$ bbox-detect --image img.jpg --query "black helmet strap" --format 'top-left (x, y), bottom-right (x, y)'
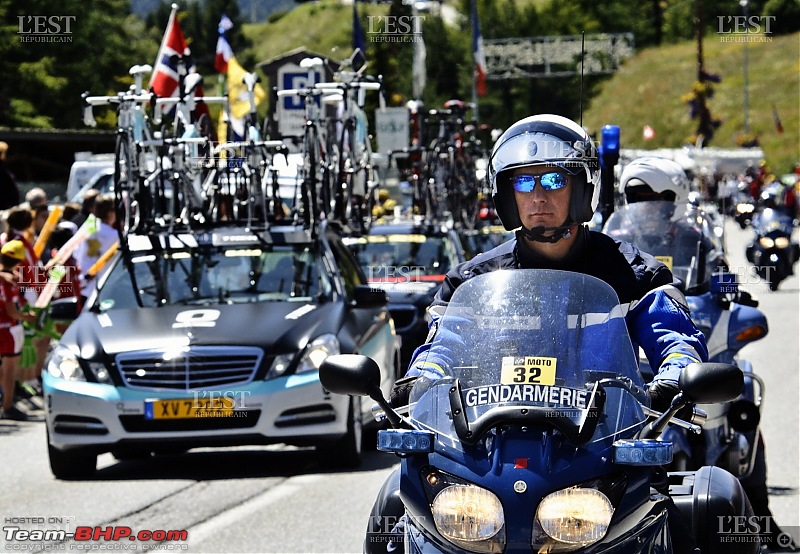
top-left (520, 217), bottom-right (575, 243)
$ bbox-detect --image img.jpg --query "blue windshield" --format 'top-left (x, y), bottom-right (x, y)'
top-left (409, 270), bottom-right (648, 445)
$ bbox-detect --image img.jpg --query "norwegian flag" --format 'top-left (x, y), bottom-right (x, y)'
top-left (149, 5), bottom-right (192, 98)
top-left (472, 0), bottom-right (487, 96)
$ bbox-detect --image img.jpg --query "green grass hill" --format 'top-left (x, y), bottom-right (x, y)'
top-left (242, 4), bottom-right (797, 173)
top-left (583, 32), bottom-right (799, 174)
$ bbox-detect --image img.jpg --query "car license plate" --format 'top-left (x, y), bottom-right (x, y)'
top-left (144, 397), bottom-right (235, 420)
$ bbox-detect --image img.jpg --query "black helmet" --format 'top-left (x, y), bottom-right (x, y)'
top-left (488, 114), bottom-right (600, 232)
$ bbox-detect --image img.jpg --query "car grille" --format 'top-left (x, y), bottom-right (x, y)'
top-left (116, 346), bottom-right (264, 391)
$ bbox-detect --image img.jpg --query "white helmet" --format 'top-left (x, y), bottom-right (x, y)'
top-left (618, 157), bottom-right (691, 203)
top-left (489, 114), bottom-right (601, 232)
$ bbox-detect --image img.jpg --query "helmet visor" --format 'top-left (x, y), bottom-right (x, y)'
top-left (491, 132), bottom-right (597, 178)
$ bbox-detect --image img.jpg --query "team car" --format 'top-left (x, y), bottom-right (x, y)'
top-left (342, 218), bottom-right (467, 369)
top-left (44, 221), bottom-right (401, 479)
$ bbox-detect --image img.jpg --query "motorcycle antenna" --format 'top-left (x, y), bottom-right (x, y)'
top-left (580, 31), bottom-right (585, 127)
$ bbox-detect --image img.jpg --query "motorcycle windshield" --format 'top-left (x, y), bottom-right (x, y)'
top-left (603, 201), bottom-right (719, 290)
top-left (408, 270), bottom-right (648, 446)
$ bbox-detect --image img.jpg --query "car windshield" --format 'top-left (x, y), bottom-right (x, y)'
top-left (408, 270), bottom-right (648, 447)
top-left (603, 201), bottom-right (721, 290)
top-left (95, 243), bottom-right (331, 310)
top-left (343, 233), bottom-right (459, 281)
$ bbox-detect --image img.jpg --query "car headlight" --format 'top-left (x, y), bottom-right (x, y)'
top-left (759, 237), bottom-right (775, 249)
top-left (265, 335), bottom-right (341, 380)
top-left (86, 361), bottom-right (113, 384)
top-left (431, 484), bottom-right (505, 553)
top-left (47, 345), bottom-right (85, 381)
top-left (535, 487), bottom-right (614, 550)
top-left (774, 237), bottom-right (790, 249)
top-left (297, 334), bottom-right (340, 373)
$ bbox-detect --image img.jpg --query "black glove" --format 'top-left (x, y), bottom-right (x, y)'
top-left (648, 381), bottom-right (695, 422)
top-left (389, 375), bottom-right (419, 408)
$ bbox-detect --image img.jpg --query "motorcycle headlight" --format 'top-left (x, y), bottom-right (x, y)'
top-left (759, 237), bottom-right (775, 249)
top-left (47, 345), bottom-right (85, 382)
top-left (535, 487), bottom-right (614, 551)
top-left (431, 484), bottom-right (505, 553)
top-left (774, 237), bottom-right (790, 249)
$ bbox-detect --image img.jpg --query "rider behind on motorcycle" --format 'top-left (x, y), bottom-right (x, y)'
top-left (615, 155), bottom-right (729, 285)
top-left (376, 114), bottom-right (708, 554)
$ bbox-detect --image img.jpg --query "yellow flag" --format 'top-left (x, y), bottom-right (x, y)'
top-left (227, 56), bottom-right (266, 120)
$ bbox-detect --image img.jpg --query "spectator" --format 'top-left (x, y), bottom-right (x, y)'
top-left (71, 189), bottom-right (99, 228)
top-left (74, 194), bottom-right (117, 287)
top-left (0, 240), bottom-right (37, 421)
top-left (61, 202), bottom-right (81, 223)
top-left (46, 222), bottom-right (83, 334)
top-left (0, 141), bottom-right (20, 211)
top-left (24, 187), bottom-right (48, 210)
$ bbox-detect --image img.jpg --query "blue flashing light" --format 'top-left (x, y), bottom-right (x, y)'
top-left (613, 439), bottom-right (673, 466)
top-left (601, 125), bottom-right (620, 156)
top-left (377, 429), bottom-right (435, 454)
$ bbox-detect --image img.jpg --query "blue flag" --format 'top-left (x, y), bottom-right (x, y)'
top-left (352, 1), bottom-right (366, 57)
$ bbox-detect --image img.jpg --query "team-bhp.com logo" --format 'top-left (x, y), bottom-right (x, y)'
top-left (17, 15), bottom-right (76, 43)
top-left (3, 522), bottom-right (188, 550)
top-left (717, 15), bottom-right (775, 42)
top-left (367, 15), bottom-right (425, 43)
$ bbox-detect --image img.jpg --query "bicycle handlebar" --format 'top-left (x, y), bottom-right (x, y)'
top-left (314, 81), bottom-right (381, 91)
top-left (214, 140), bottom-right (286, 153)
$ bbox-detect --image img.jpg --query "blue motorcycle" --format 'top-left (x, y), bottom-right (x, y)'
top-left (603, 201), bottom-right (766, 479)
top-left (321, 270), bottom-right (755, 553)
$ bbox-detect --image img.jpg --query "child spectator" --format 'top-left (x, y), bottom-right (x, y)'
top-left (0, 240), bottom-right (37, 420)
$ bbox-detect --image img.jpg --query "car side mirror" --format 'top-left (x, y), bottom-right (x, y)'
top-left (679, 362), bottom-right (743, 404)
top-left (352, 285), bottom-right (387, 308)
top-left (49, 296), bottom-right (81, 321)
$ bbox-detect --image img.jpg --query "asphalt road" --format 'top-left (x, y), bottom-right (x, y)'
top-left (0, 216), bottom-right (797, 553)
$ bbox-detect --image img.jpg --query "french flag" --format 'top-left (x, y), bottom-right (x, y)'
top-left (214, 15), bottom-right (234, 74)
top-left (472, 0), bottom-right (487, 96)
top-left (149, 4), bottom-right (192, 98)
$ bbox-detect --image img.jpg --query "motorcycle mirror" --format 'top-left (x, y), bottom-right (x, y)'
top-left (320, 354), bottom-right (404, 428)
top-left (320, 354), bottom-right (380, 397)
top-left (679, 362), bottom-right (743, 404)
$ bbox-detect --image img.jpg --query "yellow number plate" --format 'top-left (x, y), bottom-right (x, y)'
top-left (145, 397), bottom-right (235, 420)
top-left (500, 356), bottom-right (557, 386)
top-left (654, 255), bottom-right (673, 271)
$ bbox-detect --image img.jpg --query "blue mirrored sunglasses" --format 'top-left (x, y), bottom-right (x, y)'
top-left (511, 172), bottom-right (569, 192)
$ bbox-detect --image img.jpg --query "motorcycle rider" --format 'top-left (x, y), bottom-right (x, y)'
top-left (614, 157), bottom-right (797, 551)
top-left (615, 155), bottom-right (728, 283)
top-left (370, 115), bottom-right (708, 554)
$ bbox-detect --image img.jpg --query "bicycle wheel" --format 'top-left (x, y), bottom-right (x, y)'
top-left (114, 134), bottom-right (137, 237)
top-left (335, 120), bottom-right (357, 225)
top-left (301, 129), bottom-right (320, 229)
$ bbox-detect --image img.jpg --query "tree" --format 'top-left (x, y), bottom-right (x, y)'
top-left (0, 0), bottom-right (159, 129)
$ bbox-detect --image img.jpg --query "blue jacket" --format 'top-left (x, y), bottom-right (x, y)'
top-left (407, 227), bottom-right (708, 384)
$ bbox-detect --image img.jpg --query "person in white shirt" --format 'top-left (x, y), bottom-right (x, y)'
top-left (74, 194), bottom-right (118, 288)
